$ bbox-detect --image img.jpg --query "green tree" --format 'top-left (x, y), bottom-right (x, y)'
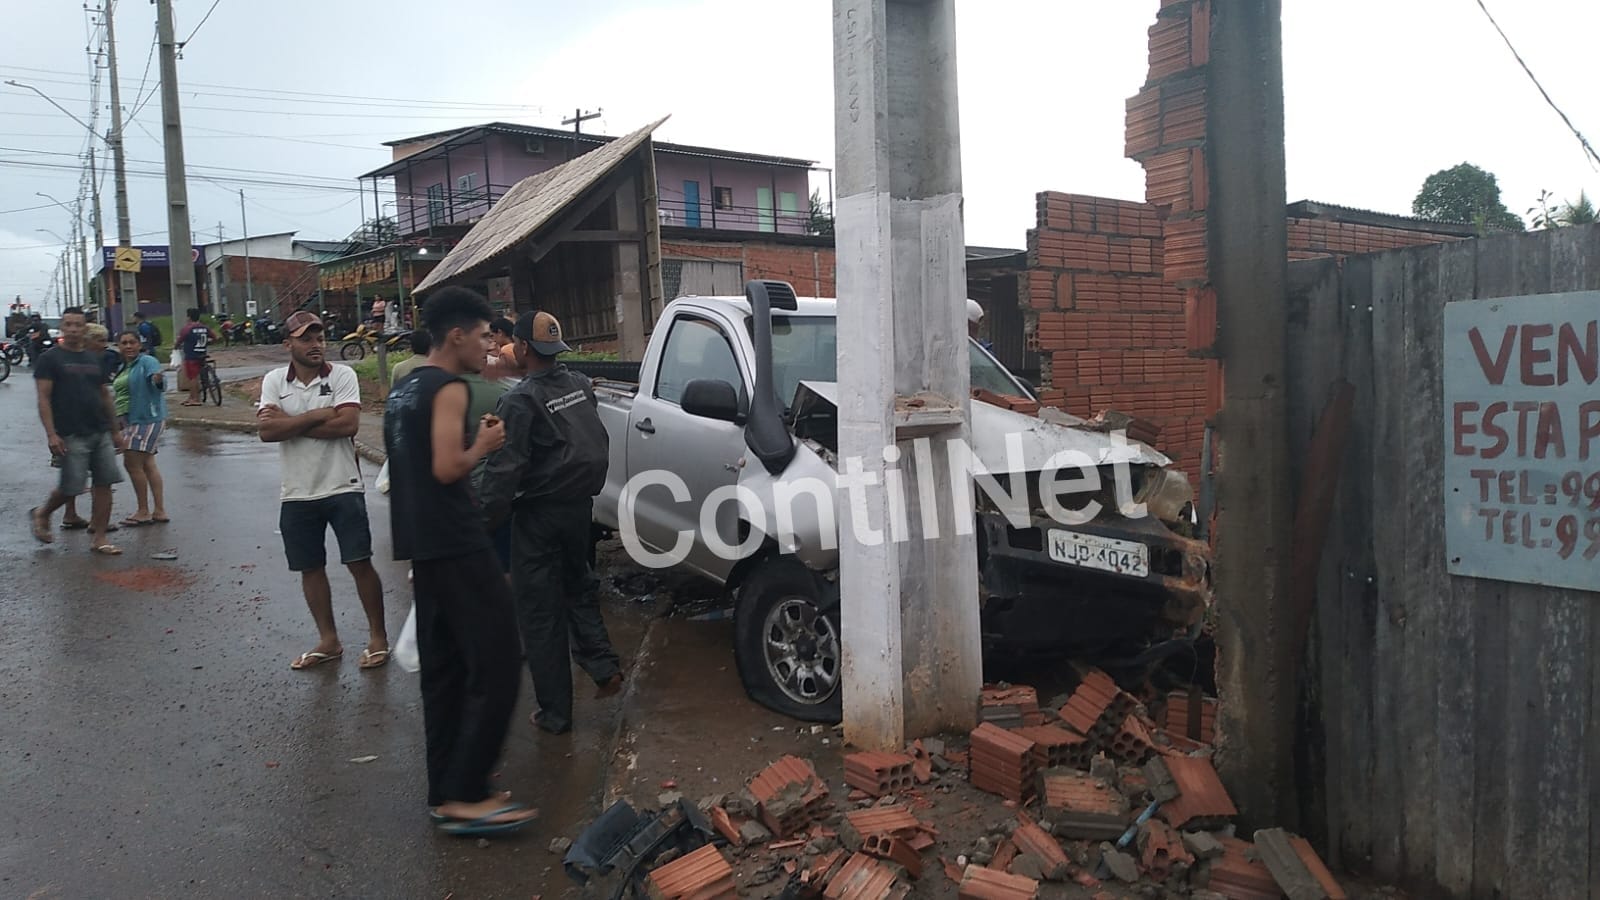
top-left (1558, 191), bottom-right (1598, 226)
top-left (1526, 189), bottom-right (1597, 229)
top-left (807, 188), bottom-right (834, 237)
top-left (1413, 163), bottom-right (1525, 234)
top-left (346, 216), bottom-right (398, 246)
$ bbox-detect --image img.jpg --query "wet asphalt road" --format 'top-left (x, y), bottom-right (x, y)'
top-left (0, 371), bottom-right (651, 898)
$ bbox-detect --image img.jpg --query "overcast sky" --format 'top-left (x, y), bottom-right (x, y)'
top-left (3, 0), bottom-right (1597, 306)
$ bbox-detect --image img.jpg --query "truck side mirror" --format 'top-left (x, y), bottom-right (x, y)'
top-left (681, 378), bottom-right (744, 423)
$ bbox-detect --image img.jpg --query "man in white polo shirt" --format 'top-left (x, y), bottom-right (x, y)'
top-left (257, 310), bottom-right (388, 671)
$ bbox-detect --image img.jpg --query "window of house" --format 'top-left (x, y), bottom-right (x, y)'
top-left (426, 183), bottom-right (445, 227)
top-left (713, 186), bottom-right (734, 210)
top-left (456, 172), bottom-right (480, 202)
top-left (655, 316), bottom-right (743, 405)
top-left (779, 191), bottom-right (799, 225)
top-left (756, 187), bottom-right (775, 232)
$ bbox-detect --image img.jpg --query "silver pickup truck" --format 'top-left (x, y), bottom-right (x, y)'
top-left (590, 281), bottom-right (1210, 721)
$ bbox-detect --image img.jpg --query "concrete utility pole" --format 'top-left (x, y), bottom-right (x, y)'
top-left (239, 190), bottom-right (254, 313)
top-left (1206, 0), bottom-right (1293, 828)
top-left (87, 146), bottom-right (106, 314)
top-left (154, 0), bottom-right (198, 314)
top-left (831, 0), bottom-right (982, 749)
top-left (104, 0), bottom-right (139, 317)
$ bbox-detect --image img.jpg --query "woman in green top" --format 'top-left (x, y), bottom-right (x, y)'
top-left (115, 330), bottom-right (170, 526)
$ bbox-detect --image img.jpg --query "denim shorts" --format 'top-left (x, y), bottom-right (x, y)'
top-left (58, 431), bottom-right (123, 495)
top-left (279, 492), bottom-right (373, 572)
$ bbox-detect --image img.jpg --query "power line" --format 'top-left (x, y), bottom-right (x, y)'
top-left (126, 24), bottom-right (159, 123)
top-left (179, 0), bottom-right (223, 49)
top-left (0, 64), bottom-right (544, 111)
top-left (1472, 0), bottom-right (1600, 169)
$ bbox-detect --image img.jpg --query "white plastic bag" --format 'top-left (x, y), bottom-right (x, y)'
top-left (375, 460), bottom-right (391, 495)
top-left (394, 602), bottom-right (420, 673)
top-left (168, 348), bottom-right (181, 370)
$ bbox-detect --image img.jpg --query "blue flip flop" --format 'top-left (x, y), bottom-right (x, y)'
top-left (435, 803), bottom-right (536, 836)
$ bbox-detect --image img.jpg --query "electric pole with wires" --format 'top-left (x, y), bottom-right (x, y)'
top-left (154, 0), bottom-right (199, 315)
top-left (103, 0), bottom-right (140, 318)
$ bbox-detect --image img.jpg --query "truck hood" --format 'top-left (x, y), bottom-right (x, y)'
top-left (793, 381), bottom-right (1171, 470)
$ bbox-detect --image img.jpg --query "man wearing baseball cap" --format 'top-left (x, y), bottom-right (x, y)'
top-left (257, 310), bottom-right (388, 671)
top-left (479, 310), bottom-right (622, 734)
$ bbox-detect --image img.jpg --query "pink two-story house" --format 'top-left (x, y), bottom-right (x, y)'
top-left (359, 122), bottom-right (819, 240)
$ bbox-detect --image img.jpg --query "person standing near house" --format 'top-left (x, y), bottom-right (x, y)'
top-left (256, 311), bottom-right (389, 671)
top-left (133, 311), bottom-right (160, 355)
top-left (114, 329), bottom-right (169, 526)
top-left (369, 296), bottom-right (387, 330)
top-left (175, 308), bottom-right (213, 407)
top-left (479, 311), bottom-right (622, 736)
top-left (384, 286), bottom-right (535, 835)
top-left (29, 306), bottom-right (127, 554)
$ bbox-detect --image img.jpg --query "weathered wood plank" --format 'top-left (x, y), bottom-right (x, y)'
top-left (1332, 252), bottom-right (1378, 869)
top-left (1285, 257), bottom-right (1344, 851)
top-left (1398, 243), bottom-right (1444, 884)
top-left (1430, 238), bottom-right (1479, 895)
top-left (1529, 226), bottom-right (1594, 900)
top-left (1366, 248), bottom-right (1409, 879)
top-left (1500, 231), bottom-right (1553, 893)
top-left (1467, 231), bottom-right (1519, 899)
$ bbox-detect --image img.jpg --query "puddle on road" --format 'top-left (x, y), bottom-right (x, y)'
top-left (93, 565), bottom-right (196, 594)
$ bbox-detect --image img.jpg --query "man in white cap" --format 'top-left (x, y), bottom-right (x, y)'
top-left (257, 310), bottom-right (388, 671)
top-left (967, 298), bottom-right (993, 351)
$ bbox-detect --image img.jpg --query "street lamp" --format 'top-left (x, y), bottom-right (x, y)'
top-left (37, 193), bottom-right (92, 314)
top-left (37, 229), bottom-right (79, 308)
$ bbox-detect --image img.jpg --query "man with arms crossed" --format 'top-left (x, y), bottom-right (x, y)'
top-left (29, 306), bottom-right (126, 554)
top-left (385, 287), bottom-right (534, 835)
top-left (257, 311), bottom-right (387, 670)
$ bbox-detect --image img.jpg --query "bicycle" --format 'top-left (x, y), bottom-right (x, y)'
top-left (200, 357), bottom-right (223, 406)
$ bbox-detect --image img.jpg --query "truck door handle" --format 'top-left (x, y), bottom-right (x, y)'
top-left (634, 418), bottom-right (656, 434)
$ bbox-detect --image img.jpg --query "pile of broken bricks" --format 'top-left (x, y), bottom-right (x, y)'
top-left (590, 670), bottom-right (1351, 899)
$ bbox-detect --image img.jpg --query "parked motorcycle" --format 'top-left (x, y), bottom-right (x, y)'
top-left (224, 317), bottom-right (253, 346)
top-left (255, 316), bottom-right (283, 345)
top-left (1, 337), bottom-right (21, 366)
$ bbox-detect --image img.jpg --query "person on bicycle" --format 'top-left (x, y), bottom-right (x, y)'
top-left (176, 308), bottom-right (213, 407)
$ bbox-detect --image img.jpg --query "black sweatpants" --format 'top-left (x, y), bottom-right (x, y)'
top-left (510, 498), bottom-right (620, 727)
top-left (412, 548), bottom-right (523, 808)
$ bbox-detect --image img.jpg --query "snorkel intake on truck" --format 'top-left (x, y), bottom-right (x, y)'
top-left (743, 280), bottom-right (799, 475)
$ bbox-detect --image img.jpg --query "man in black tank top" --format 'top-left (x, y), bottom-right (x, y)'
top-left (383, 287), bottom-right (535, 836)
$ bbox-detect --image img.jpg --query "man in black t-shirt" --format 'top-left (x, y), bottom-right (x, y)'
top-left (29, 307), bottom-right (126, 553)
top-left (384, 286), bottom-right (535, 837)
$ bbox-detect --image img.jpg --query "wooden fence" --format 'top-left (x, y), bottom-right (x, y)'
top-left (1286, 226), bottom-right (1599, 898)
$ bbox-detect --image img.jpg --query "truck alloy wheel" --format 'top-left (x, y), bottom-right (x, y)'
top-left (734, 558), bottom-right (843, 723)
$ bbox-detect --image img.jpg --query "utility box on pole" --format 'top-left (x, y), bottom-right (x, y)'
top-left (831, 0), bottom-right (982, 749)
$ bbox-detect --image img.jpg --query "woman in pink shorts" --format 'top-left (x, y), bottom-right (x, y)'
top-left (113, 330), bottom-right (170, 526)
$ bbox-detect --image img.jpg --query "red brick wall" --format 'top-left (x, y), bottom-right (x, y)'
top-left (1026, 192), bottom-right (1209, 473)
top-left (221, 256), bottom-right (318, 316)
top-left (661, 239), bottom-right (836, 297)
top-left (1286, 218), bottom-right (1465, 261)
top-left (1024, 188), bottom-right (1465, 475)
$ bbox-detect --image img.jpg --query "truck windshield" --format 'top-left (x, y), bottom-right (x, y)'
top-left (767, 315), bottom-right (1029, 408)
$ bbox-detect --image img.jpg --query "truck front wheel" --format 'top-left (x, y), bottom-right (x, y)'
top-left (734, 558), bottom-right (842, 723)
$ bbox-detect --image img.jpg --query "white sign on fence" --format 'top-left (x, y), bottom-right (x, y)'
top-left (1443, 292), bottom-right (1600, 591)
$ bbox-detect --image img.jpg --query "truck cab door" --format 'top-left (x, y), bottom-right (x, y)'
top-left (625, 313), bottom-right (749, 580)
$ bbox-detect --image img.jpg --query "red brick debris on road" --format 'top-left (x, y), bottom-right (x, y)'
top-left (591, 668), bottom-right (1357, 899)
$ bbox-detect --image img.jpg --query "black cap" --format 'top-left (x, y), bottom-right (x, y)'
top-left (511, 311), bottom-right (571, 355)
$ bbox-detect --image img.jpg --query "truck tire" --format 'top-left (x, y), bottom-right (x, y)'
top-left (734, 557), bottom-right (842, 723)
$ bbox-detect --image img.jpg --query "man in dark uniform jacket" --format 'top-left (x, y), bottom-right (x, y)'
top-left (479, 311), bottom-right (622, 735)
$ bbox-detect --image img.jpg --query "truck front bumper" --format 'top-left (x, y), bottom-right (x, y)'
top-left (976, 510), bottom-right (1211, 652)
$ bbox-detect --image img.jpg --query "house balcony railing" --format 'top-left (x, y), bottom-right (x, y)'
top-left (656, 197), bottom-right (821, 236)
top-left (394, 183), bottom-right (517, 238)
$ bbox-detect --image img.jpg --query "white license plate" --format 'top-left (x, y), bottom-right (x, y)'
top-left (1047, 529), bottom-right (1150, 578)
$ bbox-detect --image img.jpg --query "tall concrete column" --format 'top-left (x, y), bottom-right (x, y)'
top-left (832, 0), bottom-right (982, 749)
top-left (1206, 0), bottom-right (1293, 828)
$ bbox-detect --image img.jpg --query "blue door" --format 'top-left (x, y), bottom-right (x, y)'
top-left (683, 180), bottom-right (702, 228)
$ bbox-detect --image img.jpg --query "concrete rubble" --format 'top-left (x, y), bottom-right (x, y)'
top-left (566, 668), bottom-right (1363, 899)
